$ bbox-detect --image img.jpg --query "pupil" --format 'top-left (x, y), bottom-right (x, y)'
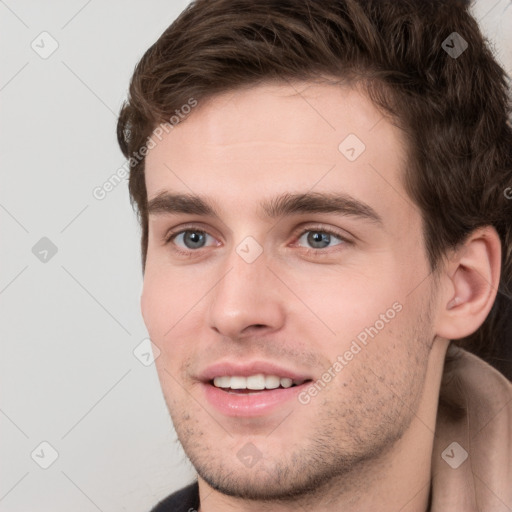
top-left (186, 231), bottom-right (204, 248)
top-left (309, 231), bottom-right (329, 248)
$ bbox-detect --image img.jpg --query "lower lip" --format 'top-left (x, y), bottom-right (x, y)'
top-left (202, 381), bottom-right (310, 417)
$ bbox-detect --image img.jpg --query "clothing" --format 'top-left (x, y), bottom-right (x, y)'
top-left (150, 480), bottom-right (199, 512)
top-left (431, 344), bottom-right (512, 510)
top-left (149, 345), bottom-right (512, 512)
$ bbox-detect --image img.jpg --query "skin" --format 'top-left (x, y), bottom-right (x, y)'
top-left (141, 81), bottom-right (500, 512)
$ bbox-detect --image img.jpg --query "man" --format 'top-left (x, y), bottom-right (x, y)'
top-left (117, 0), bottom-right (512, 510)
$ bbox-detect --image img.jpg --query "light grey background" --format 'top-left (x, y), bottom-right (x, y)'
top-left (1, 1), bottom-right (510, 511)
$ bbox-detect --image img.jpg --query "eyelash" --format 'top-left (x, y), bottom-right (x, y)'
top-left (164, 224), bottom-right (351, 258)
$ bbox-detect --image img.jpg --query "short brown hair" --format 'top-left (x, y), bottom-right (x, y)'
top-left (117, 0), bottom-right (512, 377)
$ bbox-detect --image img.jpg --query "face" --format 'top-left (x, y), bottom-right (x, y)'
top-left (142, 81), bottom-right (439, 500)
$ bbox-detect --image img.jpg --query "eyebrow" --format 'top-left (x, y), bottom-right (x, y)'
top-left (147, 191), bottom-right (383, 225)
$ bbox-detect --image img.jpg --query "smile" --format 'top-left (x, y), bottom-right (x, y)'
top-left (212, 374), bottom-right (307, 392)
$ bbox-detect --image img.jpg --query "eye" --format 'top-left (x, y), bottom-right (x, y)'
top-left (166, 228), bottom-right (218, 254)
top-left (164, 224), bottom-right (350, 258)
top-left (295, 227), bottom-right (346, 252)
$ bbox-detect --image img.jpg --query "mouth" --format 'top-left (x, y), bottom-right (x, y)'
top-left (198, 361), bottom-right (314, 416)
top-left (210, 374), bottom-right (310, 394)
top-left (202, 373), bottom-right (313, 417)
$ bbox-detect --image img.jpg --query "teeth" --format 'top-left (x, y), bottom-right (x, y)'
top-left (280, 378), bottom-right (293, 388)
top-left (230, 376), bottom-right (246, 389)
top-left (247, 374), bottom-right (266, 390)
top-left (264, 375), bottom-right (280, 389)
top-left (214, 376), bottom-right (231, 388)
top-left (212, 374), bottom-right (300, 390)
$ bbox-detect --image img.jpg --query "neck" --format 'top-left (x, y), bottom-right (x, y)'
top-left (197, 339), bottom-right (449, 512)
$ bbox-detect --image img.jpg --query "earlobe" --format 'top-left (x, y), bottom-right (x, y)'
top-left (436, 226), bottom-right (501, 340)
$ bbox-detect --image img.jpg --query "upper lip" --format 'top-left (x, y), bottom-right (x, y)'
top-left (198, 361), bottom-right (313, 382)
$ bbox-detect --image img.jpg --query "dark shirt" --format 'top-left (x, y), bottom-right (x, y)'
top-left (150, 481), bottom-right (199, 512)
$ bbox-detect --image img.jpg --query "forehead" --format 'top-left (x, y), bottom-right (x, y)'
top-left (144, 81), bottom-right (410, 217)
top-left (180, 81), bottom-right (381, 145)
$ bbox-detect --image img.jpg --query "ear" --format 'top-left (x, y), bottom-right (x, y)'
top-left (435, 226), bottom-right (501, 340)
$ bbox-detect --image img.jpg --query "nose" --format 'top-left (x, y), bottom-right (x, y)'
top-left (207, 245), bottom-right (286, 339)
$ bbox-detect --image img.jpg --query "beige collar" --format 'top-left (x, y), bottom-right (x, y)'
top-left (431, 344), bottom-right (512, 511)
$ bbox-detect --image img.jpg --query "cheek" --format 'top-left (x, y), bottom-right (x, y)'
top-left (140, 263), bottom-right (206, 368)
top-left (140, 275), bottom-right (163, 335)
top-left (288, 261), bottom-right (405, 339)
top-left (140, 268), bottom-right (185, 339)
